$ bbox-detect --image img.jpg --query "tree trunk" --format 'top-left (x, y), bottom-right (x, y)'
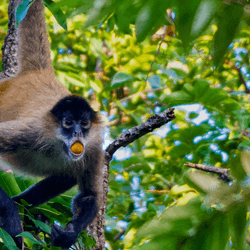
top-left (0, 0), bottom-right (20, 80)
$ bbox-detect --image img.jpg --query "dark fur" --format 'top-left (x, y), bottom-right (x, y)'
top-left (0, 0), bottom-right (104, 248)
top-left (0, 187), bottom-right (23, 249)
top-left (51, 95), bottom-right (97, 122)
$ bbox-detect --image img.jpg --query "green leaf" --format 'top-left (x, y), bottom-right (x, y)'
top-left (114, 1), bottom-right (133, 34)
top-left (43, 0), bottom-right (67, 31)
top-left (190, 0), bottom-right (218, 39)
top-left (219, 98), bottom-right (241, 112)
top-left (138, 236), bottom-right (179, 250)
top-left (228, 152), bottom-right (247, 181)
top-left (64, 73), bottom-right (85, 87)
top-left (15, 0), bottom-right (34, 26)
top-left (79, 230), bottom-right (96, 249)
top-left (17, 232), bottom-right (43, 245)
top-left (50, 0), bottom-right (92, 9)
top-left (15, 176), bottom-right (37, 193)
top-left (169, 142), bottom-right (192, 157)
top-left (89, 79), bottom-right (102, 93)
top-left (32, 219), bottom-right (51, 234)
top-left (134, 198), bottom-right (217, 250)
top-left (19, 199), bottom-right (30, 206)
top-left (189, 112), bottom-right (198, 119)
top-left (107, 15), bottom-right (115, 31)
top-left (84, 0), bottom-right (115, 27)
top-left (239, 139), bottom-right (250, 148)
top-left (241, 149), bottom-right (250, 174)
top-left (213, 3), bottom-right (243, 67)
top-left (0, 228), bottom-right (19, 250)
top-left (31, 205), bottom-right (62, 220)
top-left (49, 201), bottom-right (72, 216)
top-left (163, 91), bottom-right (193, 105)
top-left (205, 213), bottom-right (229, 250)
top-left (176, 0), bottom-right (202, 48)
top-left (191, 212), bottom-right (230, 250)
top-left (228, 204), bottom-right (247, 250)
top-left (201, 88), bottom-right (228, 106)
top-left (0, 172), bottom-right (21, 197)
top-left (194, 80), bottom-right (210, 100)
top-left (184, 171), bottom-right (222, 194)
top-left (183, 83), bottom-right (195, 96)
top-left (111, 72), bottom-right (133, 89)
top-left (148, 75), bottom-right (161, 89)
top-left (135, 0), bottom-right (173, 42)
top-left (164, 69), bottom-right (182, 81)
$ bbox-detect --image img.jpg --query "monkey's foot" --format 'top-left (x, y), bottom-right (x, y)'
top-left (51, 223), bottom-right (78, 249)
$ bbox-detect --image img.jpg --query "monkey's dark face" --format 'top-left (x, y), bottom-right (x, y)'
top-left (51, 95), bottom-right (97, 161)
top-left (60, 112), bottom-right (91, 160)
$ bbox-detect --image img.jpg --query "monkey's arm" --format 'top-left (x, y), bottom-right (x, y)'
top-left (0, 187), bottom-right (23, 249)
top-left (51, 180), bottom-right (101, 248)
top-left (51, 148), bottom-right (104, 248)
top-left (51, 189), bottom-right (99, 248)
top-left (12, 175), bottom-right (77, 206)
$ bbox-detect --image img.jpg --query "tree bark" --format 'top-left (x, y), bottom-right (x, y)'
top-left (0, 0), bottom-right (20, 81)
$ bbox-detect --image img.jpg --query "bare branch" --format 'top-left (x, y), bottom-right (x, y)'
top-left (145, 25), bottom-right (167, 85)
top-left (114, 229), bottom-right (126, 242)
top-left (120, 163), bottom-right (141, 173)
top-left (105, 108), bottom-right (175, 161)
top-left (146, 189), bottom-right (170, 194)
top-left (117, 86), bottom-right (167, 103)
top-left (184, 162), bottom-right (231, 182)
top-left (236, 67), bottom-right (250, 93)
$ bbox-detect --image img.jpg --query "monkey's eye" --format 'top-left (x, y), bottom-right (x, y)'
top-left (81, 120), bottom-right (91, 129)
top-left (63, 119), bottom-right (73, 128)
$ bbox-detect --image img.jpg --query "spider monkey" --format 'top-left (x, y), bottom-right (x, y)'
top-left (0, 0), bottom-right (104, 248)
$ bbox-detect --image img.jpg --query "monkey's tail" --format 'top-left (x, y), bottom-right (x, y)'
top-left (18, 0), bottom-right (53, 74)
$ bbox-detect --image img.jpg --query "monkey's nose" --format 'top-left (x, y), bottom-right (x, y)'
top-left (74, 124), bottom-right (81, 133)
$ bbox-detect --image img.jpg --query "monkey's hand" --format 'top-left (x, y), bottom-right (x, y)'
top-left (51, 193), bottom-right (98, 248)
top-left (51, 223), bottom-right (78, 248)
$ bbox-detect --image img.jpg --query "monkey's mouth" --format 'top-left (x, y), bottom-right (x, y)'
top-left (70, 141), bottom-right (84, 154)
top-left (62, 140), bottom-right (85, 160)
top-left (69, 141), bottom-right (84, 159)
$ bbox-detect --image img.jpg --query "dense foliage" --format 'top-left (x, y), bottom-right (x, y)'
top-left (0, 0), bottom-right (250, 249)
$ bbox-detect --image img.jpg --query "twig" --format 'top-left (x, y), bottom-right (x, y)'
top-left (145, 25), bottom-right (167, 85)
top-left (146, 190), bottom-right (170, 194)
top-left (247, 236), bottom-right (250, 246)
top-left (117, 86), bottom-right (167, 103)
top-left (120, 163), bottom-right (141, 173)
top-left (114, 229), bottom-right (126, 242)
top-left (236, 67), bottom-right (250, 93)
top-left (184, 162), bottom-right (231, 182)
top-left (28, 231), bottom-right (44, 244)
top-left (105, 108), bottom-right (175, 161)
top-left (224, 60), bottom-right (250, 94)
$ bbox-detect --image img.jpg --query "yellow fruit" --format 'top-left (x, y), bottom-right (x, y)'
top-left (70, 142), bottom-right (84, 155)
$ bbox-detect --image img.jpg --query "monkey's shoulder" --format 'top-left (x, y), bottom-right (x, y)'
top-left (0, 69), bottom-right (70, 121)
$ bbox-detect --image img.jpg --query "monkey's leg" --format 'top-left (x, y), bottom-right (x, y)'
top-left (51, 190), bottom-right (98, 248)
top-left (0, 186), bottom-right (23, 249)
top-left (12, 175), bottom-right (77, 206)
